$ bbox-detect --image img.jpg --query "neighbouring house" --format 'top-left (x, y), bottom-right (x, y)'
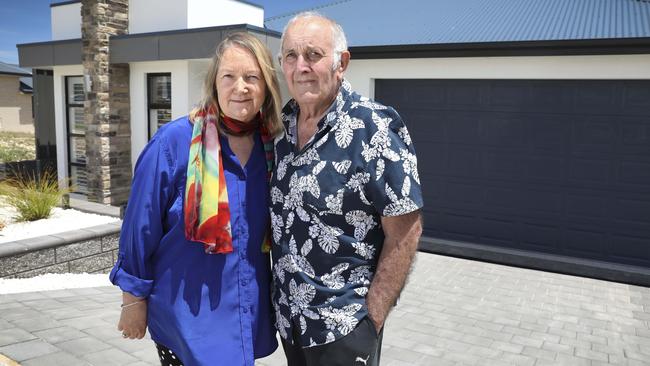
top-left (17, 0), bottom-right (281, 205)
top-left (265, 0), bottom-right (650, 284)
top-left (0, 61), bottom-right (33, 134)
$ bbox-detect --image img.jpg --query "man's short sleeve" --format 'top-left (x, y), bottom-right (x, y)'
top-left (364, 109), bottom-right (424, 217)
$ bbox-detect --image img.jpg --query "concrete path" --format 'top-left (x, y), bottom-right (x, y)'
top-left (2, 252), bottom-right (650, 365)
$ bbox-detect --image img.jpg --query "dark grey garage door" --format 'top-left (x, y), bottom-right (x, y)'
top-left (375, 79), bottom-right (650, 269)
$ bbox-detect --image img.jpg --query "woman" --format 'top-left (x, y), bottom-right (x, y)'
top-left (109, 32), bottom-right (283, 366)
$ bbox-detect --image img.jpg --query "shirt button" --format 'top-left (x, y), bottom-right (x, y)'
top-left (241, 280), bottom-right (248, 286)
top-left (242, 307), bottom-right (248, 313)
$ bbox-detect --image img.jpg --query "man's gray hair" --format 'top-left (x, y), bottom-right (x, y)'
top-left (279, 11), bottom-right (348, 71)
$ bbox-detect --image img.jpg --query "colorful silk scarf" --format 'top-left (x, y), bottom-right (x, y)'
top-left (184, 106), bottom-right (273, 254)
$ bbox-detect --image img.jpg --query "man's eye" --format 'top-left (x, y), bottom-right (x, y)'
top-left (284, 52), bottom-right (297, 61)
top-left (307, 51), bottom-right (323, 62)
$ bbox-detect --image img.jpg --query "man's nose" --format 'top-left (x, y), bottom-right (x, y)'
top-left (296, 54), bottom-right (311, 71)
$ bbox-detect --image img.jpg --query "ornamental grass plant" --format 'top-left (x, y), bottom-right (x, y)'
top-left (0, 170), bottom-right (71, 222)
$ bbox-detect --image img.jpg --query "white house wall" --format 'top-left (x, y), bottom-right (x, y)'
top-left (188, 60), bottom-right (210, 110)
top-left (187, 0), bottom-right (264, 28)
top-left (51, 2), bottom-right (82, 40)
top-left (345, 54), bottom-right (650, 99)
top-left (129, 60), bottom-right (210, 168)
top-left (52, 65), bottom-right (84, 186)
top-left (129, 0), bottom-right (189, 34)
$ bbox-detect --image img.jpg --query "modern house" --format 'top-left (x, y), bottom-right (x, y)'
top-left (17, 0), bottom-right (281, 203)
top-left (17, 0), bottom-right (650, 284)
top-left (0, 61), bottom-right (33, 134)
top-left (265, 0), bottom-right (650, 284)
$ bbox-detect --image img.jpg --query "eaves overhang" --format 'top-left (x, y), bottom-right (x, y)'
top-left (17, 38), bottom-right (82, 68)
top-left (110, 24), bottom-right (281, 63)
top-left (0, 71), bottom-right (32, 77)
top-left (349, 37), bottom-right (650, 59)
top-left (16, 24), bottom-right (282, 68)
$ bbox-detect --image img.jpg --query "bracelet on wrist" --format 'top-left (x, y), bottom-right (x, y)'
top-left (121, 299), bottom-right (145, 309)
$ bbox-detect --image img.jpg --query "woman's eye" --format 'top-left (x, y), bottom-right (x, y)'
top-left (247, 75), bottom-right (260, 81)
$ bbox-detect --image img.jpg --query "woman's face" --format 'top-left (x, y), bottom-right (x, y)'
top-left (216, 46), bottom-right (266, 122)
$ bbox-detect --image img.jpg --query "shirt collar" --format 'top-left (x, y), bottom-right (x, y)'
top-left (282, 79), bottom-right (354, 139)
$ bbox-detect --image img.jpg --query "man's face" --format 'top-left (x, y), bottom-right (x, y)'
top-left (281, 18), bottom-right (346, 111)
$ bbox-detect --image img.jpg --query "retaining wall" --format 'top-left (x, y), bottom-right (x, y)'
top-left (0, 222), bottom-right (121, 278)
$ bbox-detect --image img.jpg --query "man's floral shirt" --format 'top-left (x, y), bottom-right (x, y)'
top-left (270, 80), bottom-right (423, 347)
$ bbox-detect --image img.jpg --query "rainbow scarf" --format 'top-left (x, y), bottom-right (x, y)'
top-left (184, 106), bottom-right (273, 254)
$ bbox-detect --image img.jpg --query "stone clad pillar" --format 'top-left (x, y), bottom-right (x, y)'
top-left (81, 0), bottom-right (131, 205)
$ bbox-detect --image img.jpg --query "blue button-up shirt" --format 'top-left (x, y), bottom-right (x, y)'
top-left (270, 80), bottom-right (423, 347)
top-left (110, 117), bottom-right (277, 366)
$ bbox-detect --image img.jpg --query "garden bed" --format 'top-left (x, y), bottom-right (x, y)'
top-left (0, 197), bottom-right (120, 243)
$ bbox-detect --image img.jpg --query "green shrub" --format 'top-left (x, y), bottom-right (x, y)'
top-left (0, 170), bottom-right (71, 222)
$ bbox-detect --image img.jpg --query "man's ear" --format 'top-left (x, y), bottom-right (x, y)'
top-left (339, 51), bottom-right (351, 72)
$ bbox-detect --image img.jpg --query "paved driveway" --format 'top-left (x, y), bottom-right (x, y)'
top-left (2, 252), bottom-right (650, 365)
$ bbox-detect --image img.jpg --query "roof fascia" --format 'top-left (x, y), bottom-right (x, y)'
top-left (50, 0), bottom-right (81, 8)
top-left (0, 71), bottom-right (32, 77)
top-left (350, 38), bottom-right (650, 59)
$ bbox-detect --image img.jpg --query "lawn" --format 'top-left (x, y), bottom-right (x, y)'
top-left (0, 131), bottom-right (36, 163)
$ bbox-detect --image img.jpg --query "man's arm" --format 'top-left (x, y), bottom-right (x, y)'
top-left (366, 210), bottom-right (423, 332)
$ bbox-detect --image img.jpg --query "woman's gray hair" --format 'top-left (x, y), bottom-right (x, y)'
top-left (280, 11), bottom-right (348, 71)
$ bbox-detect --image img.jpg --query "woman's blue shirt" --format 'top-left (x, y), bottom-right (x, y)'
top-left (109, 116), bottom-right (277, 366)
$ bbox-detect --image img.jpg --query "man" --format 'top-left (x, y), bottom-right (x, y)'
top-left (270, 11), bottom-right (423, 366)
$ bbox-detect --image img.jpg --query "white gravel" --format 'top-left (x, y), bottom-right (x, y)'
top-left (0, 205), bottom-right (120, 243)
top-left (0, 273), bottom-right (112, 294)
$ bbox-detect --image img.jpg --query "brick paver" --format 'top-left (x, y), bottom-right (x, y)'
top-left (1, 252), bottom-right (649, 365)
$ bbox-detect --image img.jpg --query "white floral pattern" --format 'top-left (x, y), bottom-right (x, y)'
top-left (319, 303), bottom-right (363, 336)
top-left (270, 79), bottom-right (423, 347)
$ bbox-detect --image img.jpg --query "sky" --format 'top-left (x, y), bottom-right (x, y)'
top-left (0, 0), bottom-right (335, 65)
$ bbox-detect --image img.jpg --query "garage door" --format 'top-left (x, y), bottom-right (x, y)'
top-left (375, 79), bottom-right (650, 268)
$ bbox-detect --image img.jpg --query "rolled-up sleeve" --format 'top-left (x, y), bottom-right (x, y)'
top-left (109, 133), bottom-right (175, 298)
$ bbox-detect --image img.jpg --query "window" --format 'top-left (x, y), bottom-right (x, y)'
top-left (65, 76), bottom-right (87, 195)
top-left (147, 73), bottom-right (172, 138)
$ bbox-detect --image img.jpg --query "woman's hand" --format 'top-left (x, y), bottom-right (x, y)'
top-left (117, 292), bottom-right (148, 339)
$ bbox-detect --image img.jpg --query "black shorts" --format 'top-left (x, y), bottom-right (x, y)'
top-left (281, 316), bottom-right (384, 366)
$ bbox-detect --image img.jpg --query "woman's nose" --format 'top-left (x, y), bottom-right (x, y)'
top-left (234, 78), bottom-right (248, 93)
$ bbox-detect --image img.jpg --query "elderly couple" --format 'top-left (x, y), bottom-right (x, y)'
top-left (110, 12), bottom-right (423, 366)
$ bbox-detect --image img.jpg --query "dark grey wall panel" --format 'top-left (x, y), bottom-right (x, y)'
top-left (19, 26), bottom-right (281, 66)
top-left (111, 36), bottom-right (159, 63)
top-left (110, 25), bottom-right (280, 63)
top-left (158, 30), bottom-right (222, 60)
top-left (375, 79), bottom-right (650, 274)
top-left (33, 69), bottom-right (56, 161)
top-left (18, 44), bottom-right (54, 67)
top-left (53, 41), bottom-right (82, 65)
top-left (18, 40), bottom-right (81, 67)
